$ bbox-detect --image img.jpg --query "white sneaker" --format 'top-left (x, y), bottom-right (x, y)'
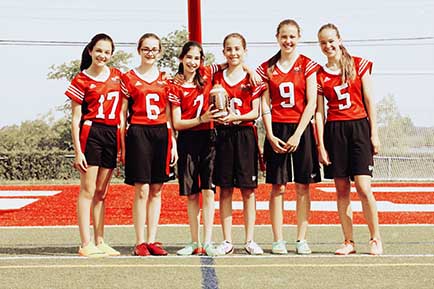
top-left (369, 239), bottom-right (383, 255)
top-left (97, 241), bottom-right (121, 256)
top-left (218, 240), bottom-right (234, 255)
top-left (244, 241), bottom-right (263, 255)
top-left (335, 240), bottom-right (356, 255)
top-left (295, 240), bottom-right (312, 255)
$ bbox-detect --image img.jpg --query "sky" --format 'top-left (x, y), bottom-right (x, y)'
top-left (1, 0), bottom-right (433, 127)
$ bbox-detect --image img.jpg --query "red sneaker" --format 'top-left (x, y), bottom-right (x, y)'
top-left (193, 247), bottom-right (206, 255)
top-left (147, 242), bottom-right (168, 256)
top-left (133, 243), bottom-right (150, 256)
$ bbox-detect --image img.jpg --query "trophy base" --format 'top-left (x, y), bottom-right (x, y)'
top-left (213, 111), bottom-right (228, 118)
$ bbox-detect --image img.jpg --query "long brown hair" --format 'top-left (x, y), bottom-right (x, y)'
top-left (177, 41), bottom-right (205, 88)
top-left (80, 33), bottom-right (114, 71)
top-left (318, 23), bottom-right (356, 83)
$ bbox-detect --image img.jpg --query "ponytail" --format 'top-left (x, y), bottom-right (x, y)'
top-left (338, 44), bottom-right (356, 83)
top-left (266, 50), bottom-right (281, 78)
top-left (79, 44), bottom-right (92, 71)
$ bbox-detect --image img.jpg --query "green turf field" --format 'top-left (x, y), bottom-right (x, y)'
top-left (1, 225), bottom-right (433, 289)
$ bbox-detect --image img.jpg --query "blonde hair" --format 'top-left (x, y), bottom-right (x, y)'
top-left (318, 23), bottom-right (356, 83)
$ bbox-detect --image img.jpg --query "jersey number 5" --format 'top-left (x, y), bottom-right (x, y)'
top-left (333, 83), bottom-right (351, 110)
top-left (96, 91), bottom-right (119, 120)
top-left (279, 82), bottom-right (295, 108)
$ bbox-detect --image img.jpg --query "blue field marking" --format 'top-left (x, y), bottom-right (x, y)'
top-left (201, 257), bottom-right (219, 289)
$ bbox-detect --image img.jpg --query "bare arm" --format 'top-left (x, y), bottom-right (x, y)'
top-left (314, 91), bottom-right (331, 165)
top-left (165, 102), bottom-right (178, 165)
top-left (261, 88), bottom-right (286, 153)
top-left (361, 72), bottom-right (380, 155)
top-left (71, 101), bottom-right (87, 173)
top-left (171, 103), bottom-right (218, 131)
top-left (285, 72), bottom-right (318, 153)
top-left (119, 98), bottom-right (128, 165)
top-left (242, 63), bottom-right (263, 86)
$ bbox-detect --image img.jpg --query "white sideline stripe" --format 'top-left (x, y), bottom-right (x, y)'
top-left (317, 187), bottom-right (434, 193)
top-left (0, 199), bottom-right (39, 210)
top-left (215, 201), bottom-right (434, 212)
top-left (0, 190), bottom-right (61, 197)
top-left (0, 254), bottom-right (434, 262)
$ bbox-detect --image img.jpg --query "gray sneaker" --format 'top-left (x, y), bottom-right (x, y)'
top-left (271, 240), bottom-right (288, 254)
top-left (295, 240), bottom-right (312, 255)
top-left (177, 242), bottom-right (203, 256)
top-left (204, 243), bottom-right (225, 257)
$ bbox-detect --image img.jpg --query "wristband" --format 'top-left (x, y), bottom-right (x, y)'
top-left (262, 110), bottom-right (271, 116)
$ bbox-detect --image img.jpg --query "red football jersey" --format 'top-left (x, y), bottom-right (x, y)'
top-left (65, 67), bottom-right (122, 126)
top-left (317, 56), bottom-right (371, 121)
top-left (121, 69), bottom-right (169, 125)
top-left (168, 65), bottom-right (219, 131)
top-left (213, 69), bottom-right (265, 126)
top-left (256, 54), bottom-right (319, 123)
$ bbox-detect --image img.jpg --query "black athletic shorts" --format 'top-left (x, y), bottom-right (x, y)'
top-left (214, 125), bottom-right (258, 188)
top-left (80, 120), bottom-right (117, 169)
top-left (323, 118), bottom-right (374, 179)
top-left (263, 122), bottom-right (321, 185)
top-left (124, 124), bottom-right (170, 185)
top-left (177, 129), bottom-right (216, 196)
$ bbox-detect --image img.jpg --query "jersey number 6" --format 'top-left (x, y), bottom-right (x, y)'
top-left (146, 93), bottom-right (161, 120)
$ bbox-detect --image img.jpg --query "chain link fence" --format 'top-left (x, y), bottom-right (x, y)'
top-left (374, 156), bottom-right (434, 181)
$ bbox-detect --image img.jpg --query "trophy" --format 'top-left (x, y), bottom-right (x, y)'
top-left (209, 84), bottom-right (229, 118)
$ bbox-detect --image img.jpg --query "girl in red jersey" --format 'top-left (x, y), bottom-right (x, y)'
top-left (257, 19), bottom-right (321, 255)
top-left (120, 33), bottom-right (178, 256)
top-left (316, 23), bottom-right (383, 255)
top-left (169, 41), bottom-right (225, 256)
top-left (213, 33), bottom-right (265, 255)
top-left (65, 33), bottom-right (122, 257)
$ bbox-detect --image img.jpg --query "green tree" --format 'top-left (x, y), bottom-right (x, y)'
top-left (376, 94), bottom-right (415, 155)
top-left (0, 111), bottom-right (67, 152)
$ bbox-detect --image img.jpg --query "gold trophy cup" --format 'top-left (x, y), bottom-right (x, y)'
top-left (209, 84), bottom-right (229, 118)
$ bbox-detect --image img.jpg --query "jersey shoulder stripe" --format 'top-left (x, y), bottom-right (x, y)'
top-left (301, 54), bottom-right (319, 77)
top-left (256, 62), bottom-right (268, 81)
top-left (67, 85), bottom-right (84, 100)
top-left (168, 92), bottom-right (180, 105)
top-left (354, 56), bottom-right (373, 77)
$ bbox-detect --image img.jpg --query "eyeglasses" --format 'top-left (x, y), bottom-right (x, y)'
top-left (140, 47), bottom-right (160, 54)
